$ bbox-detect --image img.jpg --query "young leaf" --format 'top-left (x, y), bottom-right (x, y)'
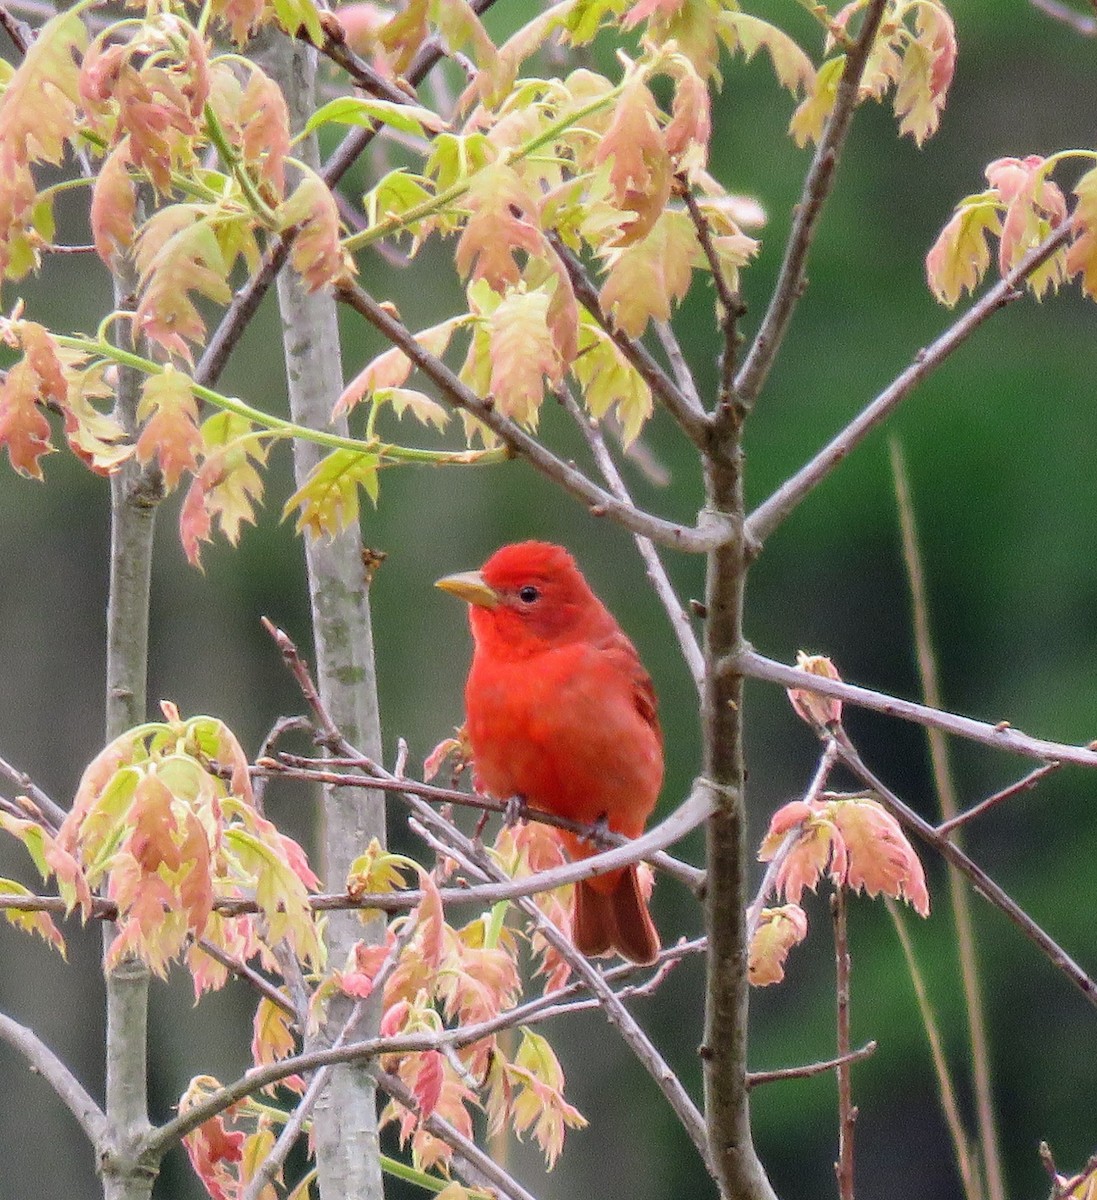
top-left (135, 368), bottom-right (202, 490)
top-left (716, 12), bottom-right (815, 98)
top-left (0, 878), bottom-right (67, 956)
top-left (282, 448), bottom-right (381, 538)
top-left (305, 96), bottom-right (449, 139)
top-left (749, 904), bottom-right (808, 986)
top-left (278, 169), bottom-right (353, 292)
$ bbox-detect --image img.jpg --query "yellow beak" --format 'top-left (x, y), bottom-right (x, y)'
top-left (435, 570), bottom-right (501, 609)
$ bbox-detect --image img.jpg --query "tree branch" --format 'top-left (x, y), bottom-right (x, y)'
top-left (745, 220), bottom-right (1075, 548)
top-left (558, 384), bottom-right (705, 688)
top-left (735, 647), bottom-right (1097, 769)
top-left (334, 279), bottom-right (733, 552)
top-left (748, 1041), bottom-right (876, 1090)
top-left (735, 0), bottom-right (889, 406)
top-left (547, 232), bottom-right (711, 443)
top-left (834, 735), bottom-right (1097, 1009)
top-left (0, 1011), bottom-right (108, 1148)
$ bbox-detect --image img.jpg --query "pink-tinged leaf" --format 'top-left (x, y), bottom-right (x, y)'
top-left (749, 903), bottom-right (808, 986)
top-left (180, 1084), bottom-right (245, 1200)
top-left (455, 162), bottom-right (546, 289)
top-left (331, 3), bottom-right (388, 58)
top-left (593, 77), bottom-right (672, 245)
top-left (251, 994), bottom-right (296, 1066)
top-left (335, 316), bottom-right (461, 417)
top-left (413, 1049), bottom-right (445, 1119)
top-left (135, 206), bottom-right (233, 360)
top-left (135, 369), bottom-right (201, 490)
top-left (90, 141), bottom-right (137, 266)
top-left (599, 210), bottom-right (702, 339)
top-left (212, 0), bottom-right (269, 43)
top-left (414, 868), bottom-right (446, 969)
top-left (179, 413), bottom-right (266, 567)
top-left (423, 733), bottom-right (467, 782)
top-left (624, 0), bottom-right (686, 29)
top-left (63, 365), bottom-right (132, 476)
top-left (0, 361), bottom-right (53, 478)
top-left (773, 814), bottom-right (844, 905)
top-left (664, 58), bottom-right (711, 162)
top-left (787, 651), bottom-right (843, 729)
top-left (987, 156), bottom-right (1067, 276)
top-left (0, 11), bottom-right (86, 165)
top-left (829, 798), bottom-right (930, 915)
top-left (278, 169), bottom-right (352, 292)
top-left (717, 12), bottom-right (815, 97)
top-left (240, 69), bottom-right (290, 200)
top-left (925, 199), bottom-right (999, 306)
top-left (486, 285), bottom-right (562, 428)
top-left (505, 1029), bottom-right (587, 1168)
top-left (893, 2), bottom-right (955, 144)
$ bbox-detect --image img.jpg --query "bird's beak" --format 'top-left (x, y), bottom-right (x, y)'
top-left (435, 570), bottom-right (501, 609)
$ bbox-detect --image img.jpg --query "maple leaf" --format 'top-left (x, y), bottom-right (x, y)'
top-left (0, 877), bottom-right (66, 956)
top-left (0, 153), bottom-right (41, 281)
top-left (0, 320), bottom-right (73, 479)
top-left (91, 141), bottom-right (138, 268)
top-left (760, 799), bottom-right (845, 904)
top-left (987, 156), bottom-right (1068, 295)
top-left (599, 209), bottom-right (702, 338)
top-left (625, 0), bottom-right (721, 79)
top-left (180, 1078), bottom-right (246, 1200)
top-left (278, 169), bottom-right (354, 292)
top-left (498, 1030), bottom-right (587, 1169)
top-left (593, 76), bottom-right (672, 245)
top-left (282, 448), bottom-right (381, 538)
top-left (892, 3), bottom-right (955, 145)
top-left (1067, 166), bottom-right (1097, 299)
top-left (336, 317), bottom-right (462, 418)
top-left (925, 196), bottom-right (1000, 306)
top-left (211, 0), bottom-right (269, 43)
top-left (346, 839), bottom-right (413, 898)
top-left (251, 994), bottom-right (296, 1067)
top-left (135, 206), bottom-right (234, 360)
top-left (135, 369), bottom-right (202, 490)
top-left (749, 904), bottom-right (808, 986)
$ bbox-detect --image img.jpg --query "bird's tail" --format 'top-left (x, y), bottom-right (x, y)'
top-left (573, 866), bottom-right (659, 966)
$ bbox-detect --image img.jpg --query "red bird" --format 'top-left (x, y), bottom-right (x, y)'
top-left (437, 541), bottom-right (662, 965)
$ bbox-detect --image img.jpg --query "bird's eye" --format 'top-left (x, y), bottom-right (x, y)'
top-left (517, 585), bottom-right (540, 604)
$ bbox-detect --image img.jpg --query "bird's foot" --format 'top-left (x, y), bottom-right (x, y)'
top-left (502, 794), bottom-right (529, 827)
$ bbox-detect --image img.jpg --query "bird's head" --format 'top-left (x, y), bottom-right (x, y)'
top-left (436, 541), bottom-right (614, 654)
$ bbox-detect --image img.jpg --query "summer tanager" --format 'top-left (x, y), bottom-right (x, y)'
top-left (436, 541), bottom-right (662, 965)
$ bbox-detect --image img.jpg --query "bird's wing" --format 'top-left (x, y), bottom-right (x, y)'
top-left (597, 629), bottom-right (661, 743)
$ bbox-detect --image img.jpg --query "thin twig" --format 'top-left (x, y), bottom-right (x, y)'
top-left (748, 1041), bottom-right (876, 1089)
top-left (832, 887), bottom-right (855, 1200)
top-left (735, 0), bottom-right (890, 407)
top-left (833, 734), bottom-right (1097, 1009)
top-left (0, 1011), bottom-right (108, 1148)
top-left (937, 763), bottom-right (1062, 836)
top-left (557, 384), bottom-right (705, 688)
top-left (679, 180), bottom-right (745, 407)
top-left (745, 220), bottom-right (1075, 548)
top-left (736, 648), bottom-right (1097, 770)
top-left (547, 232), bottom-right (711, 444)
top-left (334, 280), bottom-right (730, 553)
top-left (0, 753), bottom-right (68, 831)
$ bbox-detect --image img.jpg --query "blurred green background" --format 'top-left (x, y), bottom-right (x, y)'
top-left (3, 1), bottom-right (1097, 1197)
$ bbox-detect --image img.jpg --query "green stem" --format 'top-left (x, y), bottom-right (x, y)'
top-left (53, 333), bottom-right (509, 467)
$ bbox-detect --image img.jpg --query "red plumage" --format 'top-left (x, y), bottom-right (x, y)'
top-left (438, 541), bottom-right (662, 965)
